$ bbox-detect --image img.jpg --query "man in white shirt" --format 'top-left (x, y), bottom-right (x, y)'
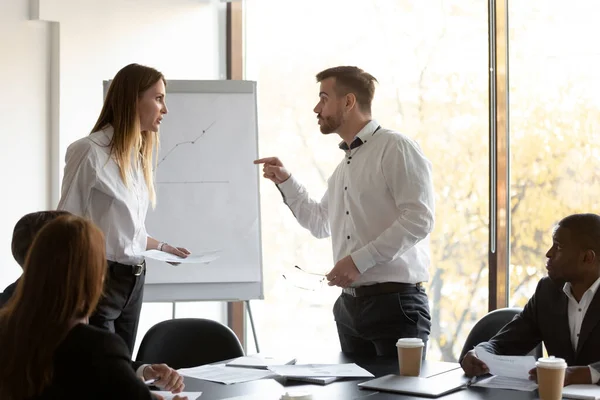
top-left (461, 213), bottom-right (600, 386)
top-left (255, 66), bottom-right (435, 357)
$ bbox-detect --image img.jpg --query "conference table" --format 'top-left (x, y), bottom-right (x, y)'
top-left (178, 353), bottom-right (540, 400)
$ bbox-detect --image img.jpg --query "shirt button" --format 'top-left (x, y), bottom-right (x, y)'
top-left (344, 187), bottom-right (347, 190)
top-left (348, 156), bottom-right (352, 159)
top-left (347, 235), bottom-right (350, 239)
top-left (579, 308), bottom-right (582, 312)
top-left (346, 211), bottom-right (349, 215)
top-left (347, 161), bottom-right (350, 164)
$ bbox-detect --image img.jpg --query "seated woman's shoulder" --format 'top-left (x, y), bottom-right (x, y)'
top-left (63, 324), bottom-right (130, 358)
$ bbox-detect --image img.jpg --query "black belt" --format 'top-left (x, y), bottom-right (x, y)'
top-left (342, 282), bottom-right (422, 297)
top-left (108, 260), bottom-right (146, 277)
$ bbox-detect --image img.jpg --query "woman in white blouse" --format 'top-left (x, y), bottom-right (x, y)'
top-left (58, 63), bottom-right (190, 353)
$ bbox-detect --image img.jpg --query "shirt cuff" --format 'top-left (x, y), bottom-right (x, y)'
top-left (137, 364), bottom-right (149, 380)
top-left (351, 245), bottom-right (377, 273)
top-left (276, 175), bottom-right (302, 200)
top-left (589, 366), bottom-right (600, 384)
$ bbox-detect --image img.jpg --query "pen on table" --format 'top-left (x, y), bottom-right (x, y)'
top-left (144, 378), bottom-right (158, 385)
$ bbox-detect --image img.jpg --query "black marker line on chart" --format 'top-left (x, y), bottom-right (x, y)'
top-left (157, 120), bottom-right (217, 167)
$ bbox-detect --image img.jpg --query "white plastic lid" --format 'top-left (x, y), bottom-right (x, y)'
top-left (396, 338), bottom-right (424, 348)
top-left (280, 391), bottom-right (313, 400)
top-left (536, 356), bottom-right (567, 369)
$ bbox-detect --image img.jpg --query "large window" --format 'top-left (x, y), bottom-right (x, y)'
top-left (508, 0), bottom-right (600, 306)
top-left (245, 0), bottom-right (489, 361)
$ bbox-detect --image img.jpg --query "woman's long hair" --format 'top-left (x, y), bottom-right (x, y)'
top-left (0, 215), bottom-right (106, 399)
top-left (92, 63), bottom-right (165, 207)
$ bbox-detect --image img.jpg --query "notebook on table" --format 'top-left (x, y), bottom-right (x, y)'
top-left (358, 368), bottom-right (468, 398)
top-left (563, 385), bottom-right (600, 400)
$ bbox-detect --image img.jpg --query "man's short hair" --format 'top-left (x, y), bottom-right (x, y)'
top-left (558, 213), bottom-right (600, 256)
top-left (316, 66), bottom-right (378, 114)
top-left (11, 210), bottom-right (71, 267)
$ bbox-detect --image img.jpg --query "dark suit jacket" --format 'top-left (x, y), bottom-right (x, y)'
top-left (0, 279), bottom-right (18, 308)
top-left (480, 277), bottom-right (600, 370)
top-left (34, 324), bottom-right (154, 400)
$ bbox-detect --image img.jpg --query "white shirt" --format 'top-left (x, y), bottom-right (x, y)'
top-left (278, 120), bottom-right (435, 286)
top-left (563, 277), bottom-right (600, 383)
top-left (58, 126), bottom-right (150, 265)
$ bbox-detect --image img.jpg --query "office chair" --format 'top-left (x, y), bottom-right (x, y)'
top-left (136, 318), bottom-right (245, 369)
top-left (459, 307), bottom-right (543, 362)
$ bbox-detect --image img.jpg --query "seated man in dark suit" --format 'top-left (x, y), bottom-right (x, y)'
top-left (461, 213), bottom-right (600, 386)
top-left (1, 211), bottom-right (185, 394)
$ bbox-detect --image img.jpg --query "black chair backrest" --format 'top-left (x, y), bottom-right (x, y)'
top-left (136, 318), bottom-right (245, 369)
top-left (459, 307), bottom-right (543, 361)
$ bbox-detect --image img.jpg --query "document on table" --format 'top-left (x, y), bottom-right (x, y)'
top-left (474, 346), bottom-right (536, 379)
top-left (141, 249), bottom-right (220, 264)
top-left (267, 363), bottom-right (374, 378)
top-left (562, 385), bottom-right (600, 400)
top-left (151, 391), bottom-right (202, 400)
top-left (472, 375), bottom-right (538, 392)
top-left (226, 354), bottom-right (297, 369)
top-left (178, 364), bottom-right (275, 385)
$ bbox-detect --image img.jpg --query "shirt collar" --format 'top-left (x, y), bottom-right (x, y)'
top-left (338, 120), bottom-right (380, 151)
top-left (563, 276), bottom-right (600, 302)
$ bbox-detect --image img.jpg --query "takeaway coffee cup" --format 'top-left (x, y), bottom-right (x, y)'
top-left (536, 356), bottom-right (567, 400)
top-left (396, 338), bottom-right (424, 376)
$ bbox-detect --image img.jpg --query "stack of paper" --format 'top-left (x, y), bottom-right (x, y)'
top-left (226, 355), bottom-right (297, 369)
top-left (267, 363), bottom-right (374, 378)
top-left (286, 376), bottom-right (339, 385)
top-left (472, 346), bottom-right (538, 392)
top-left (141, 249), bottom-right (220, 264)
top-left (178, 364), bottom-right (275, 385)
top-left (563, 385), bottom-right (600, 400)
top-left (151, 391), bottom-right (202, 400)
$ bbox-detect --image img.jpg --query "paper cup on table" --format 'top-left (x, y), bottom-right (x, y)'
top-left (396, 338), bottom-right (424, 377)
top-left (536, 356), bottom-right (566, 400)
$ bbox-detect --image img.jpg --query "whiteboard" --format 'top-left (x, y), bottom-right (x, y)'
top-left (104, 80), bottom-right (263, 301)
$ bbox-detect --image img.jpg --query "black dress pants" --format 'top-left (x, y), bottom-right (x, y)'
top-left (333, 283), bottom-right (431, 358)
top-left (89, 261), bottom-right (146, 355)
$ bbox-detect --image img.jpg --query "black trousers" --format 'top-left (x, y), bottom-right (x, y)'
top-left (89, 261), bottom-right (146, 355)
top-left (333, 284), bottom-right (431, 358)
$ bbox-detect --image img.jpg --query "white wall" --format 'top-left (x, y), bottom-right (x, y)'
top-left (0, 0), bottom-right (51, 286)
top-left (0, 0), bottom-right (225, 291)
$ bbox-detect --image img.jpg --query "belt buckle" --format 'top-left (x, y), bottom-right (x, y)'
top-left (345, 287), bottom-right (357, 297)
top-left (132, 264), bottom-right (144, 276)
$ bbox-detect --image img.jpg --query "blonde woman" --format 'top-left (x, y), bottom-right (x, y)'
top-left (58, 63), bottom-right (190, 354)
top-left (0, 215), bottom-right (187, 400)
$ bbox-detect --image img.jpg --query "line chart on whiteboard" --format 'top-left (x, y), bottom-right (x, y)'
top-left (157, 120), bottom-right (217, 167)
top-left (155, 119), bottom-right (230, 185)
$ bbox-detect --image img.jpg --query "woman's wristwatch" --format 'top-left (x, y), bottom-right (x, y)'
top-left (157, 242), bottom-right (167, 251)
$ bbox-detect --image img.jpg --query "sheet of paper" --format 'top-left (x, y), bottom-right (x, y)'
top-left (472, 375), bottom-right (537, 392)
top-left (141, 249), bottom-right (220, 264)
top-left (151, 391), bottom-right (203, 400)
top-left (267, 363), bottom-right (374, 378)
top-left (563, 384), bottom-right (600, 400)
top-left (226, 355), bottom-right (297, 369)
top-left (474, 346), bottom-right (536, 379)
top-left (178, 364), bottom-right (275, 385)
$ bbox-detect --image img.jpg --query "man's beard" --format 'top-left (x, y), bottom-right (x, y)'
top-left (318, 112), bottom-right (343, 134)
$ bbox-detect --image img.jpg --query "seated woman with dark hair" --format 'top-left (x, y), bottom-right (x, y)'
top-left (0, 215), bottom-right (187, 400)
